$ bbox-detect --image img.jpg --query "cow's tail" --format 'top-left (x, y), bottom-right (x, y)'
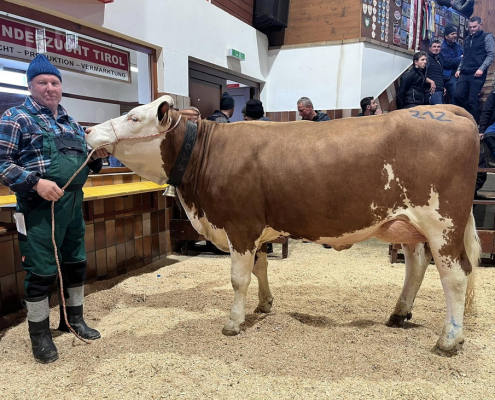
top-left (464, 212), bottom-right (480, 312)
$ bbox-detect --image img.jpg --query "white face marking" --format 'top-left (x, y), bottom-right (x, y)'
top-left (383, 163), bottom-right (395, 190)
top-left (85, 95), bottom-right (175, 184)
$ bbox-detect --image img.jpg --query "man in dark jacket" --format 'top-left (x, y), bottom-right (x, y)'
top-left (425, 39), bottom-right (445, 105)
top-left (356, 97), bottom-right (382, 116)
top-left (297, 97), bottom-right (331, 121)
top-left (207, 92), bottom-right (235, 123)
top-left (440, 24), bottom-right (463, 105)
top-left (396, 51), bottom-right (428, 109)
top-left (454, 16), bottom-right (495, 122)
top-left (243, 99), bottom-right (271, 121)
top-left (474, 87), bottom-right (495, 197)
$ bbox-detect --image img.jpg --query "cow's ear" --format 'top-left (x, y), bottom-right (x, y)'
top-left (157, 101), bottom-right (170, 125)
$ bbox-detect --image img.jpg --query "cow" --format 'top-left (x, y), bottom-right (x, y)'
top-left (85, 96), bottom-right (480, 355)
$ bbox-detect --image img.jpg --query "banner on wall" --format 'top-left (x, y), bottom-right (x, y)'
top-left (0, 15), bottom-right (130, 82)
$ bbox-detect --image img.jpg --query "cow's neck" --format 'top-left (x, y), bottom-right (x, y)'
top-left (160, 117), bottom-right (211, 208)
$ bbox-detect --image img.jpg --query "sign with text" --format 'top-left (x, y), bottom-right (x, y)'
top-left (0, 16), bottom-right (130, 82)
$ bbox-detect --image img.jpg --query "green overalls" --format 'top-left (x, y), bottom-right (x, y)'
top-left (16, 107), bottom-right (90, 298)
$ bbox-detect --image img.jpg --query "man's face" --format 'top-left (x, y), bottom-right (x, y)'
top-left (297, 103), bottom-right (314, 120)
top-left (28, 74), bottom-right (62, 111)
top-left (415, 55), bottom-right (427, 69)
top-left (369, 100), bottom-right (378, 113)
top-left (429, 42), bottom-right (441, 55)
top-left (445, 32), bottom-right (458, 43)
top-left (469, 21), bottom-right (482, 35)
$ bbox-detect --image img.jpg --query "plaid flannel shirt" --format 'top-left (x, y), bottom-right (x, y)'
top-left (0, 96), bottom-right (99, 194)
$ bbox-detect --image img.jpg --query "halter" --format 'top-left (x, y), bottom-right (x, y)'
top-left (103, 114), bottom-right (183, 154)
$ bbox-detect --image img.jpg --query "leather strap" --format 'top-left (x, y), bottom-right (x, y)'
top-left (167, 120), bottom-right (198, 187)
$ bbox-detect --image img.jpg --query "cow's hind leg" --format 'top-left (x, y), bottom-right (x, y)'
top-left (431, 252), bottom-right (470, 354)
top-left (430, 213), bottom-right (479, 354)
top-left (222, 248), bottom-right (256, 336)
top-left (387, 242), bottom-right (431, 328)
top-left (253, 245), bottom-right (273, 314)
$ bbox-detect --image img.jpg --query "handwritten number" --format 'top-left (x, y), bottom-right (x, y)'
top-left (408, 110), bottom-right (451, 122)
top-left (434, 111), bottom-right (451, 122)
top-left (409, 110), bottom-right (425, 119)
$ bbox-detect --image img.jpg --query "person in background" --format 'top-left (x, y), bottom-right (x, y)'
top-left (425, 39), bottom-right (445, 105)
top-left (396, 51), bottom-right (428, 109)
top-left (0, 55), bottom-right (108, 363)
top-left (454, 16), bottom-right (495, 123)
top-left (356, 97), bottom-right (383, 116)
top-left (207, 92), bottom-right (235, 123)
top-left (436, 0), bottom-right (474, 18)
top-left (243, 99), bottom-right (273, 252)
top-left (243, 99), bottom-right (271, 121)
top-left (452, 0), bottom-right (475, 18)
top-left (296, 97), bottom-right (331, 121)
top-left (179, 106), bottom-right (201, 122)
top-left (440, 24), bottom-right (463, 105)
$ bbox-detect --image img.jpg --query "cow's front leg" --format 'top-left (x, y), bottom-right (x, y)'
top-left (387, 242), bottom-right (431, 327)
top-left (222, 248), bottom-right (256, 336)
top-left (253, 245), bottom-right (273, 314)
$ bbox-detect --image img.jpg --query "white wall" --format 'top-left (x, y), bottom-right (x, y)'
top-left (361, 43), bottom-right (412, 101)
top-left (266, 42), bottom-right (411, 112)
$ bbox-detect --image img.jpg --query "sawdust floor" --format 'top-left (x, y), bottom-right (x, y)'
top-left (1, 239), bottom-right (495, 399)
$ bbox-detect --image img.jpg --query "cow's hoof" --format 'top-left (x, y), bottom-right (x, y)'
top-left (386, 312), bottom-right (412, 328)
top-left (222, 321), bottom-right (240, 336)
top-left (433, 338), bottom-right (464, 357)
top-left (254, 298), bottom-right (273, 314)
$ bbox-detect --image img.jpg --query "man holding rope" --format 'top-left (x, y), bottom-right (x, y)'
top-left (0, 55), bottom-right (108, 363)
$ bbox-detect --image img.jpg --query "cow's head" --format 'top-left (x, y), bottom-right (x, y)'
top-left (85, 95), bottom-right (177, 184)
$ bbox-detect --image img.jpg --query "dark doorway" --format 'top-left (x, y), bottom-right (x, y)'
top-left (188, 61), bottom-right (260, 120)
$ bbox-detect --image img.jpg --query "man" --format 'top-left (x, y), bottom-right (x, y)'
top-left (440, 24), bottom-right (463, 105)
top-left (436, 0), bottom-right (474, 18)
top-left (474, 84), bottom-right (495, 199)
top-left (454, 16), bottom-right (495, 122)
top-left (356, 97), bottom-right (383, 116)
top-left (425, 39), bottom-right (445, 105)
top-left (0, 55), bottom-right (108, 363)
top-left (243, 99), bottom-right (271, 121)
top-left (297, 97), bottom-right (331, 121)
top-left (207, 92), bottom-right (235, 123)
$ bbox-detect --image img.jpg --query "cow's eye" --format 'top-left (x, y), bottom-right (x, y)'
top-left (129, 115), bottom-right (139, 123)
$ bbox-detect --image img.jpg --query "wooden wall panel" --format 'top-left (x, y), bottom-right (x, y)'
top-left (284, 0), bottom-right (361, 45)
top-left (212, 0), bottom-right (254, 26)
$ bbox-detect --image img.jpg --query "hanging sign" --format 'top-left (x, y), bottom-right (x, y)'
top-left (0, 15), bottom-right (130, 82)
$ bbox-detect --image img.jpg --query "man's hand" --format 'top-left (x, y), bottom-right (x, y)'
top-left (375, 109), bottom-right (383, 115)
top-left (474, 69), bottom-right (484, 77)
top-left (430, 82), bottom-right (436, 94)
top-left (91, 148), bottom-right (110, 159)
top-left (33, 179), bottom-right (64, 201)
top-left (455, 71), bottom-right (460, 78)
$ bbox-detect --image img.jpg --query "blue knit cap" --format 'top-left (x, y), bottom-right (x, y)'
top-left (26, 54), bottom-right (62, 82)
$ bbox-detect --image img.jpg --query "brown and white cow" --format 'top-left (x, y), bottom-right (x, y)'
top-left (86, 96), bottom-right (480, 354)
